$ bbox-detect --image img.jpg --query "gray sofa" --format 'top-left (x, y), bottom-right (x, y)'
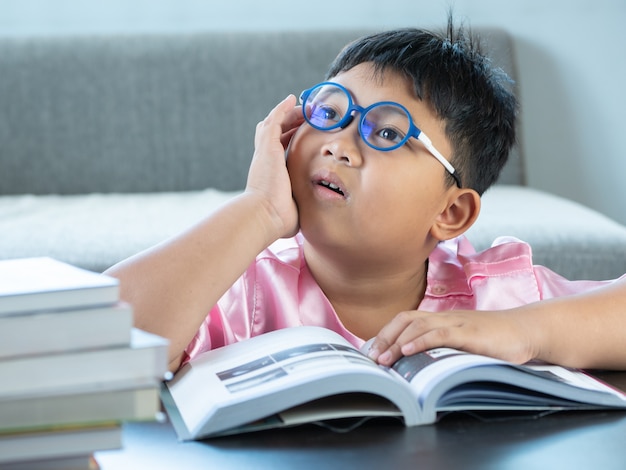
top-left (2, 28), bottom-right (626, 281)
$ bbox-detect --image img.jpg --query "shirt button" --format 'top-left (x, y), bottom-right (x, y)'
top-left (432, 285), bottom-right (447, 295)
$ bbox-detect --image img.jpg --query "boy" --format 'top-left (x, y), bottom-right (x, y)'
top-left (105, 22), bottom-right (625, 373)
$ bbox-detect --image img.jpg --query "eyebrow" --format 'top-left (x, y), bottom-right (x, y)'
top-left (378, 104), bottom-right (408, 118)
top-left (315, 86), bottom-right (346, 101)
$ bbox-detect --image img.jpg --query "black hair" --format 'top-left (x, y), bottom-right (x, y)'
top-left (325, 18), bottom-right (517, 194)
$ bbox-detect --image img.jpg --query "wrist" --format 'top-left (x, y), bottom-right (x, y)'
top-left (513, 301), bottom-right (556, 364)
top-left (239, 191), bottom-right (295, 246)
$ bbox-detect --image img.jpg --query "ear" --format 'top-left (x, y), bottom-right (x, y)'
top-left (430, 188), bottom-right (481, 241)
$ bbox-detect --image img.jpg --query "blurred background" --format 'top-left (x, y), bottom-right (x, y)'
top-left (1, 0), bottom-right (624, 225)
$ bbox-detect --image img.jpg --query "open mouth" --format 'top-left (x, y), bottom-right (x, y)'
top-left (318, 179), bottom-right (345, 196)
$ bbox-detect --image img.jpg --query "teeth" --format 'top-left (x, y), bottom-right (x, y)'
top-left (320, 180), bottom-right (343, 195)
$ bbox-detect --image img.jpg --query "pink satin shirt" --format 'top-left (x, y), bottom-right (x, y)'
top-left (183, 233), bottom-right (618, 362)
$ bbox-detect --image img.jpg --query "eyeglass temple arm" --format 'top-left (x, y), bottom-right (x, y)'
top-left (417, 133), bottom-right (462, 188)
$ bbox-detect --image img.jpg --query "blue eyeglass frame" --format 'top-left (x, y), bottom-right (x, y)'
top-left (300, 81), bottom-right (462, 188)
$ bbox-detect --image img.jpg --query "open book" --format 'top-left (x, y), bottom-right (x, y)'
top-left (160, 326), bottom-right (626, 440)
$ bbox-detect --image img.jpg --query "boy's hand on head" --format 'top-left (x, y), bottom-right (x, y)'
top-left (246, 95), bottom-right (304, 239)
top-left (368, 309), bottom-right (536, 367)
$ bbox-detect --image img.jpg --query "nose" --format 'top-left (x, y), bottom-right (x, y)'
top-left (320, 124), bottom-right (363, 167)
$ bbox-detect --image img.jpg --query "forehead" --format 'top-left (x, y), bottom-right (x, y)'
top-left (329, 62), bottom-right (418, 108)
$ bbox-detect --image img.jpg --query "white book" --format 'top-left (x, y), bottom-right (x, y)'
top-left (0, 386), bottom-right (162, 433)
top-left (0, 424), bottom-right (121, 465)
top-left (0, 329), bottom-right (170, 398)
top-left (0, 302), bottom-right (133, 359)
top-left (161, 326), bottom-right (626, 440)
top-left (0, 257), bottom-right (119, 315)
top-left (0, 454), bottom-right (100, 470)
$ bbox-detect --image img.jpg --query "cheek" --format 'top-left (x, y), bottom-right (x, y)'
top-left (359, 168), bottom-right (443, 231)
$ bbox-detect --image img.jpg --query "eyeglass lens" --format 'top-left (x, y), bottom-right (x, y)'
top-left (303, 84), bottom-right (412, 150)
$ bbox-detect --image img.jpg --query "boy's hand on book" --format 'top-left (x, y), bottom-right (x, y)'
top-left (368, 309), bottom-right (535, 366)
top-left (246, 95), bottom-right (304, 239)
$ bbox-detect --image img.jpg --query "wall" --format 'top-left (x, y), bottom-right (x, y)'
top-left (2, 0), bottom-right (625, 225)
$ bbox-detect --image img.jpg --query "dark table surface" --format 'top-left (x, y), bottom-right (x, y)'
top-left (96, 371), bottom-right (626, 470)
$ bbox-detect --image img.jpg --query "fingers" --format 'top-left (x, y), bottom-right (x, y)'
top-left (369, 309), bottom-right (536, 367)
top-left (255, 95), bottom-right (301, 146)
top-left (247, 95), bottom-right (301, 238)
top-left (400, 327), bottom-right (458, 356)
top-left (281, 103), bottom-right (304, 135)
top-left (367, 311), bottom-right (417, 365)
top-left (279, 102), bottom-right (304, 149)
top-left (249, 95), bottom-right (300, 185)
top-left (369, 311), bottom-right (471, 366)
top-left (280, 123), bottom-right (301, 150)
top-left (253, 96), bottom-right (285, 146)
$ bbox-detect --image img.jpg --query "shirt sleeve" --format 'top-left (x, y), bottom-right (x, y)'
top-left (181, 263), bottom-right (259, 366)
top-left (533, 265), bottom-right (624, 300)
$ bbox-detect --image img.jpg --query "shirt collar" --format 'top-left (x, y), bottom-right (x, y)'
top-left (426, 236), bottom-right (535, 297)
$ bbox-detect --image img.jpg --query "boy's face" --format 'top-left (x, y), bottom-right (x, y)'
top-left (287, 62), bottom-right (456, 266)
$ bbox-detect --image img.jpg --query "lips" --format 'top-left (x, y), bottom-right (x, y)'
top-left (312, 171), bottom-right (348, 199)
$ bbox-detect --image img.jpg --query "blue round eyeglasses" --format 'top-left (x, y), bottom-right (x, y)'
top-left (299, 81), bottom-right (462, 188)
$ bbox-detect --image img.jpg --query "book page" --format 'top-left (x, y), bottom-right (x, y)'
top-left (384, 347), bottom-right (626, 416)
top-left (164, 326), bottom-right (422, 438)
top-left (214, 340), bottom-right (375, 395)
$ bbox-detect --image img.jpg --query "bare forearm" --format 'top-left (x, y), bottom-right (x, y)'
top-left (105, 193), bottom-right (282, 370)
top-left (525, 277), bottom-right (626, 370)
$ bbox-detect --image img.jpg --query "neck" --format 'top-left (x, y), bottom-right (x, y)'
top-left (303, 241), bottom-right (429, 340)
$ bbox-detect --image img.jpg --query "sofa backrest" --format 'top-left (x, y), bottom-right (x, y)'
top-left (0, 28), bottom-right (522, 195)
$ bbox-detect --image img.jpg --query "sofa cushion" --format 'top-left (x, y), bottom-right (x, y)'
top-left (466, 186), bottom-right (626, 280)
top-left (2, 187), bottom-right (625, 280)
top-left (0, 189), bottom-right (239, 273)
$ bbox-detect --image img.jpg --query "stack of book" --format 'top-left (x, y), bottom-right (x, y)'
top-left (0, 257), bottom-right (170, 470)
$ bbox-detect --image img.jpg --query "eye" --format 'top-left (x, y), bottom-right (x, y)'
top-left (376, 127), bottom-right (404, 144)
top-left (364, 123), bottom-right (406, 148)
top-left (314, 105), bottom-right (339, 121)
top-left (308, 104), bottom-right (343, 127)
